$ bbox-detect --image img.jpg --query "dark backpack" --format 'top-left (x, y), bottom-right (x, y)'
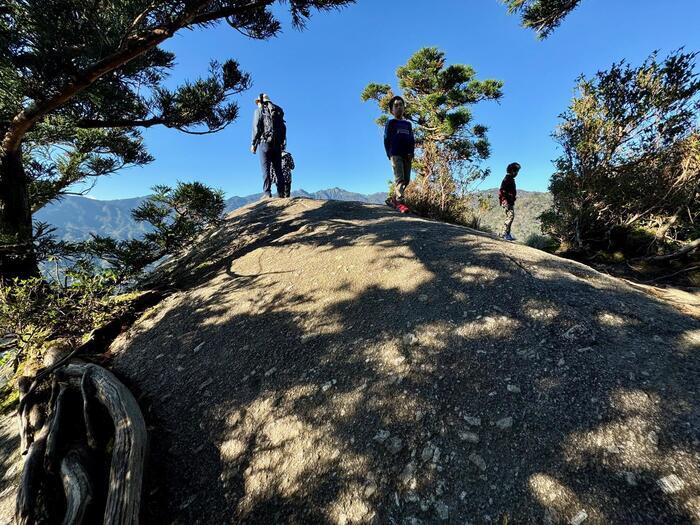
top-left (262, 102), bottom-right (286, 147)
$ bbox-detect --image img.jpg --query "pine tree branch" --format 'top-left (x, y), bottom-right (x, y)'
top-left (75, 117), bottom-right (169, 129)
top-left (189, 0), bottom-right (275, 26)
top-left (2, 0), bottom-right (271, 155)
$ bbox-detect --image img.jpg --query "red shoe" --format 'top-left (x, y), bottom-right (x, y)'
top-left (396, 202), bottom-right (410, 213)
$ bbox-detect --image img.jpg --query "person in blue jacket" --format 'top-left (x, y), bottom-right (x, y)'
top-left (384, 96), bottom-right (415, 204)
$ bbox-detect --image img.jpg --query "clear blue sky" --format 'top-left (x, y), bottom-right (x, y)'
top-left (88, 0), bottom-right (700, 200)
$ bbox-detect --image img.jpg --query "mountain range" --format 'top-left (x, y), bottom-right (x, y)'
top-left (35, 187), bottom-right (550, 242)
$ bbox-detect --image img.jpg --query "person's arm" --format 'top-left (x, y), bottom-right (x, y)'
top-left (384, 120), bottom-right (392, 158)
top-left (289, 154), bottom-right (295, 171)
top-left (251, 107), bottom-right (262, 152)
top-left (408, 122), bottom-right (416, 158)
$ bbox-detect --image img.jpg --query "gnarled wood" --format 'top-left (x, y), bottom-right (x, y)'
top-left (59, 363), bottom-right (147, 525)
top-left (15, 427), bottom-right (48, 525)
top-left (44, 383), bottom-right (68, 474)
top-left (61, 449), bottom-right (93, 525)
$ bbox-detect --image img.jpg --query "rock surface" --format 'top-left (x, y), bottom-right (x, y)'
top-left (23, 198), bottom-right (699, 524)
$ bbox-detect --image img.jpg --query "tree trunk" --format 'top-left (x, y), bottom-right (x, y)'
top-left (0, 146), bottom-right (38, 280)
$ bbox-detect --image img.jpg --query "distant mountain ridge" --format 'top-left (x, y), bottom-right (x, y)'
top-left (35, 187), bottom-right (550, 242)
top-left (35, 188), bottom-right (391, 242)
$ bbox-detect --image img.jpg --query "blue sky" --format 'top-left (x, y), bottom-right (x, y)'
top-left (89, 0), bottom-right (700, 200)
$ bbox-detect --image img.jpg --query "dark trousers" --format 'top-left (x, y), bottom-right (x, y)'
top-left (259, 142), bottom-right (284, 197)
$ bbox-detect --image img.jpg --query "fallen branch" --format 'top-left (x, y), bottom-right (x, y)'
top-left (61, 449), bottom-right (94, 525)
top-left (15, 362), bottom-right (147, 524)
top-left (640, 237), bottom-right (700, 263)
top-left (59, 363), bottom-right (147, 525)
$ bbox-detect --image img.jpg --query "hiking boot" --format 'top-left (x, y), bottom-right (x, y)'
top-left (504, 233), bottom-right (516, 241)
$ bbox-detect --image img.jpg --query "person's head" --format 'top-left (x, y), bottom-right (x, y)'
top-left (255, 93), bottom-right (271, 107)
top-left (507, 162), bottom-right (521, 177)
top-left (389, 96), bottom-right (406, 118)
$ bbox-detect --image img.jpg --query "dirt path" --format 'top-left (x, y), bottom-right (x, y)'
top-left (2, 197), bottom-right (698, 524)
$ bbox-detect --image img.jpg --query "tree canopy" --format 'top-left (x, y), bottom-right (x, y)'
top-left (542, 50), bottom-right (700, 258)
top-left (0, 0), bottom-right (354, 280)
top-left (362, 47), bottom-right (503, 222)
top-left (503, 0), bottom-right (582, 38)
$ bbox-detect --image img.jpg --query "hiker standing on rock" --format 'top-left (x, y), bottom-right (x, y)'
top-left (251, 93), bottom-right (287, 198)
top-left (384, 96), bottom-right (415, 209)
top-left (499, 162), bottom-right (520, 241)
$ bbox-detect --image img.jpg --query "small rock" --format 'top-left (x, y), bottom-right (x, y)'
top-left (460, 491), bottom-right (467, 501)
top-left (418, 294), bottom-right (429, 303)
top-left (400, 462), bottom-right (416, 486)
top-left (364, 484), bottom-right (377, 497)
top-left (179, 495), bottom-right (196, 510)
top-left (507, 384), bottom-right (521, 393)
top-left (647, 431), bottom-right (659, 446)
top-left (458, 431), bottom-right (479, 444)
top-left (658, 474), bottom-right (685, 494)
top-left (570, 510), bottom-right (588, 525)
top-left (403, 333), bottom-right (419, 346)
top-left (264, 367), bottom-right (277, 377)
top-left (386, 436), bottom-right (404, 455)
top-left (321, 381), bottom-right (333, 392)
top-left (193, 342), bottom-right (205, 354)
top-left (434, 502), bottom-right (449, 521)
top-left (624, 472), bottom-right (638, 486)
top-left (562, 324), bottom-right (585, 341)
top-left (373, 430), bottom-right (391, 444)
top-left (577, 347), bottom-right (593, 353)
top-left (464, 416), bottom-right (481, 426)
top-left (405, 492), bottom-right (420, 503)
top-left (197, 378), bottom-right (214, 391)
top-left (176, 366), bottom-right (185, 372)
top-left (432, 446), bottom-right (441, 463)
top-left (558, 358), bottom-right (566, 367)
top-left (421, 444), bottom-right (435, 462)
top-left (653, 335), bottom-right (663, 343)
top-left (469, 453), bottom-right (487, 472)
top-left (496, 417), bottom-right (513, 430)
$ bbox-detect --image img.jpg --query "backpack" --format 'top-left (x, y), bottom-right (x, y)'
top-left (262, 102), bottom-right (286, 147)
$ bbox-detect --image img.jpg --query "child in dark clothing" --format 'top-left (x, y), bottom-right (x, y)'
top-left (498, 162), bottom-right (521, 240)
top-left (279, 150), bottom-right (295, 198)
top-left (383, 96), bottom-right (415, 205)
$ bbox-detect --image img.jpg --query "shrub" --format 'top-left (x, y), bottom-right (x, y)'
top-left (524, 233), bottom-right (560, 252)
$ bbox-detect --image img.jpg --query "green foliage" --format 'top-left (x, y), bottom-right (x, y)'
top-left (0, 264), bottom-right (126, 365)
top-left (542, 50), bottom-right (700, 256)
top-left (503, 0), bottom-right (582, 38)
top-left (524, 233), bottom-right (560, 252)
top-left (69, 181), bottom-right (226, 280)
top-left (362, 48), bottom-right (503, 230)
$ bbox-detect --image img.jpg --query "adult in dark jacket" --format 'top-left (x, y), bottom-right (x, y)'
top-left (251, 93), bottom-right (285, 198)
top-left (498, 162), bottom-right (520, 240)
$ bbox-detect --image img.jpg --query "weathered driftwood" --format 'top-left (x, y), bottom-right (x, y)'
top-left (44, 383), bottom-right (68, 474)
top-left (15, 427), bottom-right (48, 525)
top-left (15, 362), bottom-right (147, 524)
top-left (59, 363), bottom-right (147, 525)
top-left (60, 449), bottom-right (93, 525)
top-left (17, 376), bottom-right (34, 455)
